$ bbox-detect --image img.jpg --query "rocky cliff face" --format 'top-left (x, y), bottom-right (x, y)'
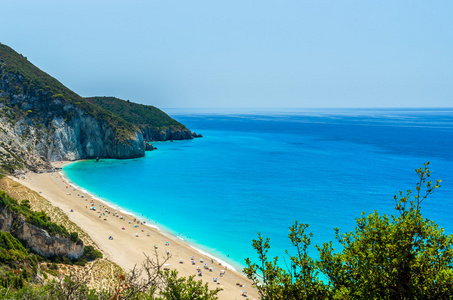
top-left (141, 126), bottom-right (194, 141)
top-left (0, 44), bottom-right (145, 171)
top-left (0, 92), bottom-right (145, 170)
top-left (0, 207), bottom-right (83, 259)
top-left (44, 103), bottom-right (145, 161)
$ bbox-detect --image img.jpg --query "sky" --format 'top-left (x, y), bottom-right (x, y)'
top-left (1, 1), bottom-right (452, 109)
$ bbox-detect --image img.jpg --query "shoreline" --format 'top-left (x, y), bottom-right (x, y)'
top-left (58, 165), bottom-right (240, 272)
top-left (12, 160), bottom-right (258, 300)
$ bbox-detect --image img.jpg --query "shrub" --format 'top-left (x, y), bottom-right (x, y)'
top-left (81, 246), bottom-right (102, 261)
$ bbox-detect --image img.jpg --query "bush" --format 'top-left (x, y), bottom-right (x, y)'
top-left (81, 245), bottom-right (102, 261)
top-left (69, 232), bottom-right (79, 243)
top-left (73, 258), bottom-right (87, 266)
top-left (0, 232), bottom-right (27, 254)
top-left (244, 163), bottom-right (453, 299)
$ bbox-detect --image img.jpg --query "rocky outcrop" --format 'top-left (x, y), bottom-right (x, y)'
top-left (0, 95), bottom-right (145, 170)
top-left (0, 206), bottom-right (83, 259)
top-left (142, 128), bottom-right (203, 142)
top-left (192, 132), bottom-right (203, 138)
top-left (145, 142), bottom-right (158, 151)
top-left (141, 126), bottom-right (194, 141)
top-left (0, 44), bottom-right (146, 171)
top-left (46, 107), bottom-right (145, 161)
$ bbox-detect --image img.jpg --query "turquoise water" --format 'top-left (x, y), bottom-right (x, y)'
top-left (63, 108), bottom-right (453, 271)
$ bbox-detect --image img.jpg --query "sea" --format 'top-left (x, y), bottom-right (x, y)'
top-left (62, 108), bottom-right (453, 272)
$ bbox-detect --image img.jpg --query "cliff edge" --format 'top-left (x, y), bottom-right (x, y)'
top-left (0, 190), bottom-right (83, 259)
top-left (86, 96), bottom-right (199, 141)
top-left (0, 43), bottom-right (147, 172)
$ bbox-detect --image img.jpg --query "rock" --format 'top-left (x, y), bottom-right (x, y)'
top-left (0, 44), bottom-right (146, 171)
top-left (141, 127), bottom-right (194, 141)
top-left (145, 143), bottom-right (155, 151)
top-left (0, 207), bottom-right (83, 259)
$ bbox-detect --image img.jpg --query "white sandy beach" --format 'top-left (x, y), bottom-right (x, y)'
top-left (12, 161), bottom-right (259, 300)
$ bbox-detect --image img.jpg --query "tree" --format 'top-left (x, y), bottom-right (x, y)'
top-left (158, 270), bottom-right (221, 300)
top-left (0, 249), bottom-right (221, 299)
top-left (97, 249), bottom-right (220, 300)
top-left (244, 162), bottom-right (453, 299)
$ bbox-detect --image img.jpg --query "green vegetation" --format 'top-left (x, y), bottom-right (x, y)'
top-left (0, 249), bottom-right (219, 299)
top-left (0, 232), bottom-right (37, 291)
top-left (160, 270), bottom-right (221, 299)
top-left (86, 96), bottom-right (188, 135)
top-left (0, 189), bottom-right (104, 265)
top-left (244, 162), bottom-right (453, 299)
top-left (80, 245), bottom-right (102, 261)
top-left (0, 190), bottom-right (105, 294)
top-left (0, 190), bottom-right (217, 299)
top-left (0, 232), bottom-right (27, 254)
top-left (0, 269), bottom-right (220, 300)
top-left (0, 190), bottom-right (81, 244)
top-left (0, 43), bottom-right (137, 142)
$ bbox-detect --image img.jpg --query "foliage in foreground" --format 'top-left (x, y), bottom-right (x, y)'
top-left (244, 162), bottom-right (453, 299)
top-left (0, 188), bottom-right (219, 299)
top-left (0, 251), bottom-right (220, 300)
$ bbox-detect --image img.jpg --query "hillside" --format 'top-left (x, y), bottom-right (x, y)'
top-left (86, 96), bottom-right (198, 141)
top-left (0, 43), bottom-right (165, 172)
top-left (0, 183), bottom-right (107, 293)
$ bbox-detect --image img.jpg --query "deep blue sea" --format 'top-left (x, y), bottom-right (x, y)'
top-left (63, 108), bottom-right (453, 271)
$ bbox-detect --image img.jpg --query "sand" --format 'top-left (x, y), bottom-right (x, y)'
top-left (12, 161), bottom-right (259, 300)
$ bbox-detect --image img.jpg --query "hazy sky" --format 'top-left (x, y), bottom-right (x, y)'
top-left (1, 1), bottom-right (452, 108)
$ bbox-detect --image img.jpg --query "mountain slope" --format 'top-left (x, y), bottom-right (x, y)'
top-left (86, 96), bottom-right (196, 141)
top-left (0, 43), bottom-right (147, 172)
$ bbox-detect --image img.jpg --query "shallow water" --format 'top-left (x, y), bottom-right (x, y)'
top-left (63, 108), bottom-right (453, 271)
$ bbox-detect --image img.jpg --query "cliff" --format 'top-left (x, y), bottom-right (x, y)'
top-left (86, 96), bottom-right (200, 141)
top-left (0, 43), bottom-right (145, 171)
top-left (0, 206), bottom-right (83, 259)
top-left (0, 190), bottom-right (83, 259)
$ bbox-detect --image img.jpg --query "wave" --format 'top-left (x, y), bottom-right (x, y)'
top-left (189, 245), bottom-right (237, 272)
